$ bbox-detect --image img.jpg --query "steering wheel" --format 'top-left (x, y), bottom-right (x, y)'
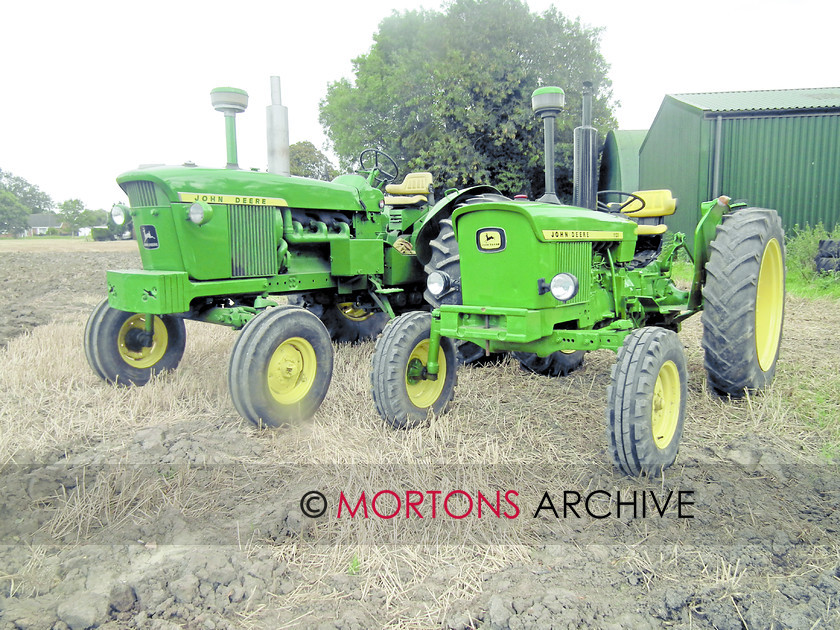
top-left (596, 190), bottom-right (646, 214)
top-left (359, 149), bottom-right (399, 187)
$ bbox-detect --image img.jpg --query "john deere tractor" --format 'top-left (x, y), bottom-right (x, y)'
top-left (84, 80), bottom-right (448, 425)
top-left (369, 86), bottom-right (785, 476)
top-left (84, 80), bottom-right (785, 476)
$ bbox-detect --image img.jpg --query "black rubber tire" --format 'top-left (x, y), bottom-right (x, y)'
top-left (513, 350), bottom-right (585, 376)
top-left (287, 294), bottom-right (389, 344)
top-left (701, 208), bottom-right (785, 397)
top-left (422, 218), bottom-right (503, 365)
top-left (371, 311), bottom-right (457, 429)
top-left (84, 299), bottom-right (186, 386)
top-left (229, 305), bottom-right (334, 428)
top-left (84, 298), bottom-right (110, 381)
top-left (606, 327), bottom-right (687, 477)
top-left (817, 239), bottom-right (840, 258)
top-left (816, 256), bottom-right (840, 273)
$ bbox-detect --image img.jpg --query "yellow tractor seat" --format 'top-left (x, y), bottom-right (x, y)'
top-left (621, 189), bottom-right (677, 218)
top-left (384, 194), bottom-right (428, 207)
top-left (385, 172), bottom-right (434, 198)
top-left (619, 189), bottom-right (677, 238)
top-left (634, 223), bottom-right (669, 236)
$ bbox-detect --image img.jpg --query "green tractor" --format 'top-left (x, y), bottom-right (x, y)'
top-left (369, 86), bottom-right (785, 476)
top-left (85, 81), bottom-right (452, 424)
top-left (84, 80), bottom-right (785, 476)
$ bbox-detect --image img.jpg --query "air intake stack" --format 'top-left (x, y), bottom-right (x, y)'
top-left (210, 87), bottom-right (249, 170)
top-left (531, 86), bottom-right (566, 204)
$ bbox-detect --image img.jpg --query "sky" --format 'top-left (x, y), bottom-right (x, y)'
top-left (1, 0), bottom-right (836, 211)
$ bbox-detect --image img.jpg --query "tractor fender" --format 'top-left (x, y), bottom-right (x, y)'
top-left (412, 185), bottom-right (501, 265)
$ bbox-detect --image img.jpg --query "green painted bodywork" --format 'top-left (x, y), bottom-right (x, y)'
top-left (107, 153), bottom-right (731, 358)
top-left (423, 195), bottom-right (733, 376)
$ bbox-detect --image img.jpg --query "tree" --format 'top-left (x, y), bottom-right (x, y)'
top-left (58, 199), bottom-right (86, 232)
top-left (319, 0), bottom-right (615, 199)
top-left (289, 141), bottom-right (339, 181)
top-left (0, 190), bottom-right (30, 234)
top-left (0, 168), bottom-right (54, 213)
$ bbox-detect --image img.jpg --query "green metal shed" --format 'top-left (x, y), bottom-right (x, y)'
top-left (637, 87), bottom-right (840, 241)
top-left (599, 129), bottom-right (647, 193)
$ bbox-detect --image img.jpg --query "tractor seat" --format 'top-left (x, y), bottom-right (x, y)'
top-left (621, 189), bottom-right (677, 236)
top-left (384, 172), bottom-right (434, 206)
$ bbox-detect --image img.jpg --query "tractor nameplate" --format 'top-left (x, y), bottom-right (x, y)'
top-left (476, 228), bottom-right (506, 252)
top-left (542, 230), bottom-right (623, 241)
top-left (178, 192), bottom-right (288, 207)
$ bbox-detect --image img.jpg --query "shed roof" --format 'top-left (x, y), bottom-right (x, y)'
top-left (669, 87), bottom-right (840, 113)
top-left (28, 213), bottom-right (62, 229)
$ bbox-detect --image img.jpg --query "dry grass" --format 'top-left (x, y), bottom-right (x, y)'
top-left (1, 288), bottom-right (839, 626)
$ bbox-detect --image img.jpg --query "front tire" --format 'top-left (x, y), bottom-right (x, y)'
top-left (84, 299), bottom-right (186, 386)
top-left (229, 306), bottom-right (334, 427)
top-left (606, 327), bottom-right (687, 477)
top-left (371, 311), bottom-right (457, 429)
top-left (702, 208), bottom-right (785, 397)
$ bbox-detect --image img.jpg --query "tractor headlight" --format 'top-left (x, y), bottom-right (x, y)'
top-left (111, 203), bottom-right (128, 226)
top-left (188, 201), bottom-right (214, 225)
top-left (427, 271), bottom-right (451, 297)
top-left (550, 273), bottom-right (579, 302)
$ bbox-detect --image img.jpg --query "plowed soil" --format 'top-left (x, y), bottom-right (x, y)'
top-left (0, 239), bottom-right (837, 630)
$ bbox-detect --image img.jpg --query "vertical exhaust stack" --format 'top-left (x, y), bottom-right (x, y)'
top-left (266, 76), bottom-right (290, 177)
top-left (573, 81), bottom-right (598, 210)
top-left (531, 86), bottom-right (566, 204)
top-left (210, 87), bottom-right (249, 170)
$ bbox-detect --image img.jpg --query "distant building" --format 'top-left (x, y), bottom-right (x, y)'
top-left (26, 213), bottom-right (63, 236)
top-left (601, 87), bottom-right (840, 243)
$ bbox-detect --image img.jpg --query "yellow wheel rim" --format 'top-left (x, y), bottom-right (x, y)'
top-left (405, 340), bottom-right (447, 408)
top-left (651, 360), bottom-right (681, 449)
top-left (755, 238), bottom-right (784, 372)
top-left (267, 337), bottom-right (317, 404)
top-left (337, 302), bottom-right (373, 322)
top-left (117, 314), bottom-right (168, 368)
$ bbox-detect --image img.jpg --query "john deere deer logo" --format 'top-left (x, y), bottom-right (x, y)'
top-left (140, 225), bottom-right (160, 250)
top-left (476, 228), bottom-right (506, 252)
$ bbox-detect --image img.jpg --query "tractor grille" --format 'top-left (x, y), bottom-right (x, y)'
top-left (229, 205), bottom-right (276, 277)
top-left (123, 181), bottom-right (160, 207)
top-left (558, 241), bottom-right (592, 305)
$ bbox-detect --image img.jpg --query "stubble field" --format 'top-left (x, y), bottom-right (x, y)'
top-left (0, 239), bottom-right (838, 629)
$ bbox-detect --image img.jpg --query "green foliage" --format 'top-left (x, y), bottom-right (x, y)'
top-left (0, 189), bottom-right (30, 234)
top-left (0, 168), bottom-right (54, 213)
top-left (91, 227), bottom-right (113, 241)
top-left (58, 199), bottom-right (87, 231)
top-left (785, 223), bottom-right (840, 299)
top-left (319, 0), bottom-right (615, 198)
top-left (289, 141), bottom-right (339, 181)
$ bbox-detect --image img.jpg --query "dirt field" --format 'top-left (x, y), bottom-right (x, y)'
top-left (1, 239), bottom-right (838, 629)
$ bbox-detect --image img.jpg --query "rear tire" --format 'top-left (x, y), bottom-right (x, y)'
top-left (288, 294), bottom-right (388, 343)
top-left (371, 311), bottom-right (457, 429)
top-left (422, 219), bottom-right (505, 366)
top-left (229, 306), bottom-right (333, 427)
top-left (606, 327), bottom-right (687, 477)
top-left (816, 256), bottom-right (840, 273)
top-left (702, 208), bottom-right (785, 397)
top-left (513, 350), bottom-right (585, 377)
top-left (84, 299), bottom-right (186, 386)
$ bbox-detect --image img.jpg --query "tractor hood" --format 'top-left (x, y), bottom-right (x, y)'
top-left (117, 165), bottom-right (382, 212)
top-left (451, 199), bottom-right (638, 244)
